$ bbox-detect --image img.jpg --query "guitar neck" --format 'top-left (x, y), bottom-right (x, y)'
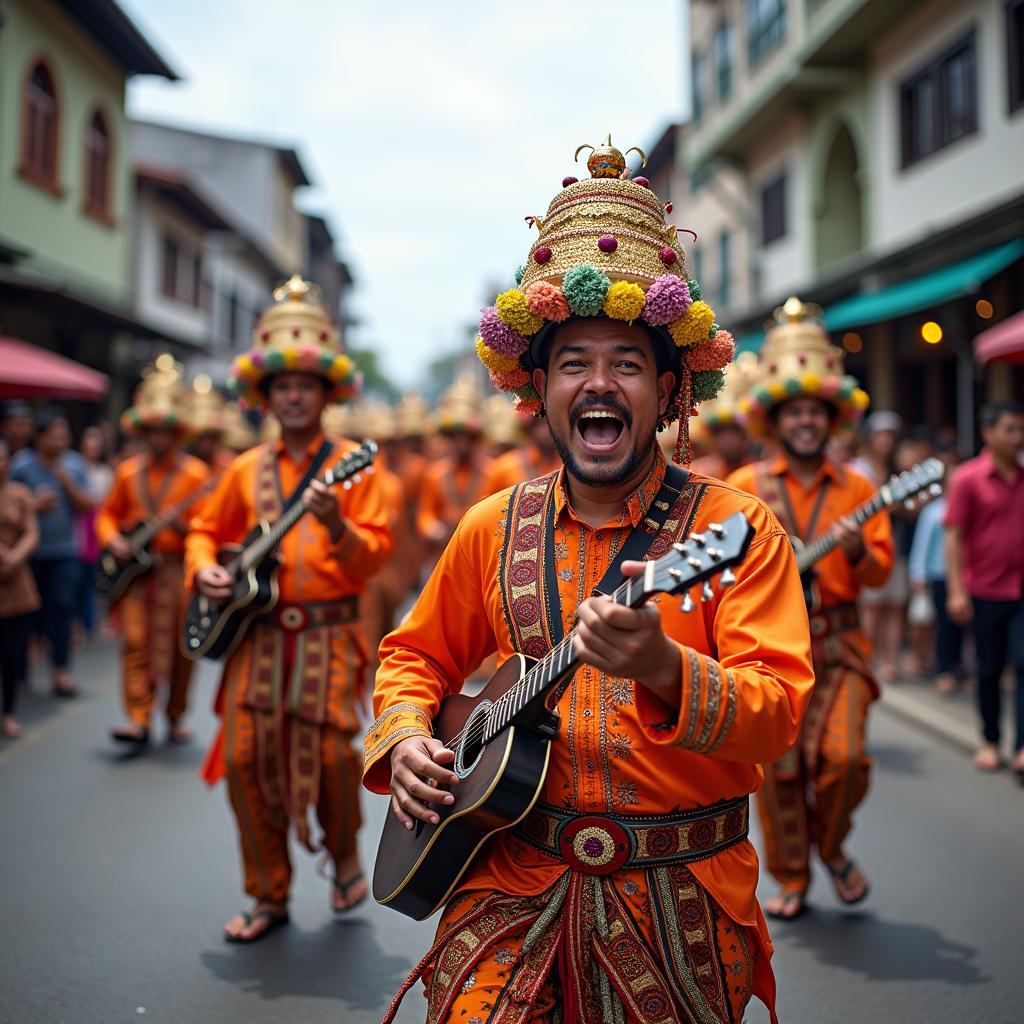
top-left (795, 489), bottom-right (889, 575)
top-left (135, 480), bottom-right (213, 549)
top-left (482, 575), bottom-right (647, 743)
top-left (230, 493), bottom-right (311, 573)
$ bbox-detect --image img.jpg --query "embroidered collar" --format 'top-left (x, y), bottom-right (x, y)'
top-left (273, 431), bottom-right (327, 467)
top-left (553, 446), bottom-right (667, 529)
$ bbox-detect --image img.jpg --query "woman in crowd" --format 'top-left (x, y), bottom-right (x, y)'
top-left (75, 425), bottom-right (114, 641)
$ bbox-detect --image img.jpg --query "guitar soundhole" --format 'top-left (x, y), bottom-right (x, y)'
top-left (454, 700), bottom-right (492, 779)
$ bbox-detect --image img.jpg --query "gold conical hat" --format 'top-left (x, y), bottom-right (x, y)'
top-left (322, 402), bottom-right (355, 438)
top-left (436, 375), bottom-right (484, 434)
top-left (484, 394), bottom-right (522, 448)
top-left (221, 402), bottom-right (257, 452)
top-left (395, 392), bottom-right (431, 439)
top-left (700, 351), bottom-right (759, 428)
top-left (347, 400), bottom-right (395, 442)
top-left (187, 374), bottom-right (225, 436)
top-left (121, 353), bottom-right (188, 434)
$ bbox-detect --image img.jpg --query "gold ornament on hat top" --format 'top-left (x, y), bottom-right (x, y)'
top-left (436, 375), bottom-right (485, 435)
top-left (395, 392), bottom-right (431, 439)
top-left (574, 134), bottom-right (648, 180)
top-left (187, 373), bottom-right (226, 436)
top-left (123, 353), bottom-right (188, 433)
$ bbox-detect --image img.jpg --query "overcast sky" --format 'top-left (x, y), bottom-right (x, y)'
top-left (124, 0), bottom-right (689, 388)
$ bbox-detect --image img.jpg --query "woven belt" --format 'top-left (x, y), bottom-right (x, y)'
top-left (514, 796), bottom-right (749, 876)
top-left (261, 597), bottom-right (359, 633)
top-left (808, 602), bottom-right (859, 639)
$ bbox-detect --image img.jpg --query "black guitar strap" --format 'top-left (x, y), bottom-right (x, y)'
top-left (542, 461), bottom-right (689, 647)
top-left (273, 439), bottom-right (334, 516)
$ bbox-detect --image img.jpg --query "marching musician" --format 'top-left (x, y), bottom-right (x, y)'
top-left (96, 356), bottom-right (210, 747)
top-left (364, 141), bottom-right (814, 1024)
top-left (728, 298), bottom-right (893, 920)
top-left (184, 277), bottom-right (392, 943)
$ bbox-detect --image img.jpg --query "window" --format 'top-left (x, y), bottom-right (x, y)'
top-left (21, 60), bottom-right (60, 189)
top-left (1008, 0), bottom-right (1024, 114)
top-left (692, 51), bottom-right (709, 126)
top-left (760, 173), bottom-right (787, 245)
top-left (900, 31), bottom-right (978, 166)
top-left (161, 236), bottom-right (179, 299)
top-left (189, 252), bottom-right (203, 308)
top-left (746, 0), bottom-right (787, 68)
top-left (692, 245), bottom-right (704, 289)
top-left (226, 291), bottom-right (239, 344)
top-left (714, 22), bottom-right (734, 103)
top-left (718, 230), bottom-right (732, 308)
top-left (84, 110), bottom-right (111, 218)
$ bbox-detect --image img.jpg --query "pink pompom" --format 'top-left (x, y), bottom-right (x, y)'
top-left (250, 349), bottom-right (266, 367)
top-left (514, 395), bottom-right (544, 417)
top-left (479, 305), bottom-right (529, 357)
top-left (598, 236), bottom-right (618, 254)
top-left (562, 176), bottom-right (578, 187)
top-left (524, 281), bottom-right (570, 322)
top-left (534, 246), bottom-right (552, 265)
top-left (489, 366), bottom-right (530, 390)
top-left (688, 331), bottom-right (735, 371)
top-left (819, 377), bottom-right (841, 400)
top-left (659, 247), bottom-right (678, 266)
top-left (633, 176), bottom-right (650, 188)
top-left (642, 275), bottom-right (692, 325)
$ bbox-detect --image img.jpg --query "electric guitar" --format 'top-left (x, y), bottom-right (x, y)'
top-left (372, 510), bottom-right (755, 921)
top-left (793, 458), bottom-right (945, 612)
top-left (180, 440), bottom-right (377, 662)
top-left (94, 477), bottom-right (216, 603)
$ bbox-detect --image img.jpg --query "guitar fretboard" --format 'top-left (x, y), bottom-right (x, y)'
top-left (795, 489), bottom-right (889, 575)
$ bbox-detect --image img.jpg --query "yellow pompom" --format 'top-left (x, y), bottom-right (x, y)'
top-left (329, 355), bottom-right (353, 382)
top-left (767, 381), bottom-right (787, 401)
top-left (282, 347), bottom-right (299, 370)
top-left (234, 355), bottom-right (255, 378)
top-left (852, 388), bottom-right (870, 409)
top-left (800, 372), bottom-right (822, 393)
top-left (475, 336), bottom-right (522, 374)
top-left (602, 280), bottom-right (646, 323)
top-left (667, 300), bottom-right (714, 347)
top-left (496, 289), bottom-right (544, 336)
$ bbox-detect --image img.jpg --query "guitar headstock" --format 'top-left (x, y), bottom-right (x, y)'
top-left (881, 458), bottom-right (945, 510)
top-left (323, 439), bottom-right (378, 490)
top-left (641, 511), bottom-right (754, 612)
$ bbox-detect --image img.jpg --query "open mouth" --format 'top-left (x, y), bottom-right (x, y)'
top-left (574, 409), bottom-right (626, 455)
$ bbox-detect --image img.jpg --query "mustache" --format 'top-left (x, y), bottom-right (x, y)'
top-left (569, 396), bottom-right (633, 431)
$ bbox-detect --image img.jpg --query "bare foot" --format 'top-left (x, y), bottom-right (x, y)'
top-left (53, 670), bottom-right (77, 698)
top-left (972, 744), bottom-right (1001, 772)
top-left (331, 853), bottom-right (368, 913)
top-left (223, 901), bottom-right (289, 943)
top-left (934, 673), bottom-right (957, 695)
top-left (826, 855), bottom-right (869, 904)
top-left (168, 721), bottom-right (192, 744)
top-left (2, 716), bottom-right (23, 739)
top-left (763, 889), bottom-right (806, 920)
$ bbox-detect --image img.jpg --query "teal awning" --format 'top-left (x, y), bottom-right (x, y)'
top-left (822, 237), bottom-right (1024, 331)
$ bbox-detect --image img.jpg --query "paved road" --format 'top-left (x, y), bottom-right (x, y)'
top-left (1, 645), bottom-right (1021, 1023)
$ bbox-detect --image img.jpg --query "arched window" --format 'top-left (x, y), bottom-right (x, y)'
top-left (84, 109), bottom-right (111, 217)
top-left (21, 60), bottom-right (60, 190)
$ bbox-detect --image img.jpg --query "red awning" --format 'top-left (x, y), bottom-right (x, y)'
top-left (974, 310), bottom-right (1024, 364)
top-left (0, 336), bottom-right (110, 400)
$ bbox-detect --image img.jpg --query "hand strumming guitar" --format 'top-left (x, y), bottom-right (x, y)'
top-left (106, 534), bottom-right (133, 562)
top-left (196, 565), bottom-right (234, 601)
top-left (389, 736), bottom-right (459, 830)
top-left (303, 479), bottom-right (347, 543)
top-left (831, 515), bottom-right (866, 563)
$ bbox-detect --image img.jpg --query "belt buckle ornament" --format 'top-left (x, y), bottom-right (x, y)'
top-left (277, 605), bottom-right (309, 632)
top-left (557, 816), bottom-right (632, 875)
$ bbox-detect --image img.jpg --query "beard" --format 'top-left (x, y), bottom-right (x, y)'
top-left (548, 415), bottom-right (658, 487)
top-left (779, 434), bottom-right (828, 461)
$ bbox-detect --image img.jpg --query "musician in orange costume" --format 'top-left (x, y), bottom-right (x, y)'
top-left (185, 278), bottom-right (392, 942)
top-left (416, 377), bottom-right (494, 556)
top-left (485, 406), bottom-right (562, 492)
top-left (729, 298), bottom-right (892, 920)
top-left (364, 140), bottom-right (814, 1024)
top-left (687, 354), bottom-right (758, 480)
top-left (97, 355), bottom-right (210, 747)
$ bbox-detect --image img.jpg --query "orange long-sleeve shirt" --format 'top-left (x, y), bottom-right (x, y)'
top-left (184, 434), bottom-right (393, 600)
top-left (365, 452), bottom-right (814, 937)
top-left (483, 444), bottom-right (562, 493)
top-left (416, 454), bottom-right (495, 540)
top-left (727, 455), bottom-right (893, 608)
top-left (96, 452), bottom-right (210, 555)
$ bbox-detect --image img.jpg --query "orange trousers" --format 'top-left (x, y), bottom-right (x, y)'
top-left (756, 671), bottom-right (873, 892)
top-left (118, 563), bottom-right (193, 727)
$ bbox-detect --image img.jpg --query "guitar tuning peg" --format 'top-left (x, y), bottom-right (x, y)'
top-left (707, 522), bottom-right (724, 538)
top-left (352, 474), bottom-right (362, 484)
top-left (686, 557), bottom-right (702, 570)
top-left (680, 591), bottom-right (695, 613)
top-left (701, 581), bottom-right (715, 603)
top-left (929, 483), bottom-right (942, 496)
top-left (672, 542), bottom-right (688, 554)
top-left (720, 568), bottom-right (737, 587)
top-left (689, 532), bottom-right (707, 548)
top-left (903, 498), bottom-right (915, 510)
top-left (343, 480), bottom-right (353, 490)
top-left (707, 547), bottom-right (722, 562)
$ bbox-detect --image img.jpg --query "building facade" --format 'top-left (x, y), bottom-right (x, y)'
top-left (682, 0), bottom-right (1024, 445)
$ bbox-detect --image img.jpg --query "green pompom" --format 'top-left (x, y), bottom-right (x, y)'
top-left (562, 264), bottom-right (610, 317)
top-left (514, 382), bottom-right (540, 402)
top-left (785, 378), bottom-right (803, 396)
top-left (264, 350), bottom-right (285, 371)
top-left (709, 321), bottom-right (720, 338)
top-left (692, 369), bottom-right (726, 403)
top-left (688, 279), bottom-right (702, 302)
top-left (755, 386), bottom-right (773, 406)
top-left (514, 264), bottom-right (526, 286)
top-left (318, 352), bottom-right (335, 371)
top-left (837, 379), bottom-right (855, 399)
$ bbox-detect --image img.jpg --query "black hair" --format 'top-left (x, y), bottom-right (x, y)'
top-left (766, 396), bottom-right (839, 424)
top-left (2, 400), bottom-right (31, 421)
top-left (980, 400), bottom-right (1024, 428)
top-left (34, 407), bottom-right (69, 435)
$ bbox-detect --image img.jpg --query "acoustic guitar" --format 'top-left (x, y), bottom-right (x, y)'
top-left (180, 440), bottom-right (377, 662)
top-left (94, 477), bottom-right (216, 604)
top-left (373, 510), bottom-right (755, 921)
top-left (793, 458), bottom-right (945, 612)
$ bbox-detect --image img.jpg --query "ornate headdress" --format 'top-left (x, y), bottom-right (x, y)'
top-left (738, 297), bottom-right (870, 437)
top-left (121, 354), bottom-right (188, 435)
top-left (473, 135), bottom-right (733, 462)
top-left (228, 275), bottom-right (360, 409)
top-left (220, 401), bottom-right (257, 453)
top-left (699, 351), bottom-right (759, 430)
top-left (435, 375), bottom-right (485, 435)
top-left (484, 394), bottom-right (523, 448)
top-left (186, 374), bottom-right (225, 438)
top-left (395, 392), bottom-right (432, 439)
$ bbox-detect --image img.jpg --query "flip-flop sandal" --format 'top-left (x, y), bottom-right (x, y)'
top-left (765, 890), bottom-right (807, 920)
top-left (828, 860), bottom-right (870, 905)
top-left (110, 727), bottom-right (149, 746)
top-left (224, 908), bottom-right (290, 944)
top-left (167, 728), bottom-right (192, 745)
top-left (332, 872), bottom-right (367, 915)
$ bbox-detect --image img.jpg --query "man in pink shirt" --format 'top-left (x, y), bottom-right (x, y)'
top-left (944, 401), bottom-right (1024, 779)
